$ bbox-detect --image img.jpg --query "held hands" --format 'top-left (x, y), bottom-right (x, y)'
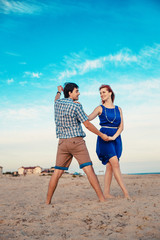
top-left (108, 136), bottom-right (116, 141)
top-left (100, 133), bottom-right (110, 141)
top-left (100, 134), bottom-right (116, 141)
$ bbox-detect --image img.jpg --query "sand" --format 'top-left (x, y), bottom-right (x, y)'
top-left (0, 173), bottom-right (160, 240)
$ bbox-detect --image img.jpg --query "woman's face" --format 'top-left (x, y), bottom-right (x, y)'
top-left (100, 88), bottom-right (112, 102)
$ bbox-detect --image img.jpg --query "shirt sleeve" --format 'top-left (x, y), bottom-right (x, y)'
top-left (75, 104), bottom-right (88, 123)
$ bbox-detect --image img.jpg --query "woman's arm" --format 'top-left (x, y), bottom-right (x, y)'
top-left (108, 107), bottom-right (124, 141)
top-left (87, 106), bottom-right (102, 121)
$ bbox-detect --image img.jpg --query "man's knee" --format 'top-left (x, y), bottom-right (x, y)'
top-left (54, 169), bottom-right (64, 179)
top-left (82, 165), bottom-right (94, 175)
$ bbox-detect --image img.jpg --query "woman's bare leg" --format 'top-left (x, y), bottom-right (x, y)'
top-left (104, 162), bottom-right (114, 198)
top-left (109, 156), bottom-right (130, 198)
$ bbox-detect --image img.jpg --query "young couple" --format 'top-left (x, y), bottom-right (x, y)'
top-left (46, 82), bottom-right (131, 204)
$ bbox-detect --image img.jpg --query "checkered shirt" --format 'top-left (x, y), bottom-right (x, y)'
top-left (54, 98), bottom-right (88, 138)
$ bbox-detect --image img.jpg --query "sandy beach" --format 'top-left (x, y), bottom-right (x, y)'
top-left (0, 173), bottom-right (160, 240)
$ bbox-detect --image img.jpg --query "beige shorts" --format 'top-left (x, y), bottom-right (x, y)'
top-left (54, 137), bottom-right (92, 170)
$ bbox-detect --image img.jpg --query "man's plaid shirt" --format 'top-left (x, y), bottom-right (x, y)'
top-left (54, 98), bottom-right (88, 138)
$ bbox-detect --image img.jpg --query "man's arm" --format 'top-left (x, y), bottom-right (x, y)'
top-left (54, 86), bottom-right (63, 102)
top-left (83, 120), bottom-right (109, 141)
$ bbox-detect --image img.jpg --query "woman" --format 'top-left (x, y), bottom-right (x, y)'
top-left (88, 84), bottom-right (130, 199)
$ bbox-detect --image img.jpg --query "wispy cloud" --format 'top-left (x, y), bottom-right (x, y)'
top-left (5, 51), bottom-right (20, 57)
top-left (138, 43), bottom-right (160, 69)
top-left (0, 105), bottom-right (51, 121)
top-left (56, 49), bottom-right (136, 80)
top-left (59, 69), bottom-right (77, 80)
top-left (7, 78), bottom-right (14, 84)
top-left (19, 81), bottom-right (27, 86)
top-left (105, 49), bottom-right (137, 64)
top-left (0, 0), bottom-right (92, 16)
top-left (56, 44), bottom-right (160, 80)
top-left (24, 72), bottom-right (42, 78)
top-left (81, 78), bottom-right (160, 103)
top-left (0, 0), bottom-right (44, 15)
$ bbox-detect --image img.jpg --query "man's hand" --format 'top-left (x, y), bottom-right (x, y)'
top-left (100, 133), bottom-right (110, 141)
top-left (55, 85), bottom-right (63, 102)
top-left (57, 85), bottom-right (63, 93)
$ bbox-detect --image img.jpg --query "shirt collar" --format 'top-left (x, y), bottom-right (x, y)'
top-left (63, 98), bottom-right (73, 102)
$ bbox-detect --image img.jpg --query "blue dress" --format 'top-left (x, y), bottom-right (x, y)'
top-left (96, 105), bottom-right (122, 165)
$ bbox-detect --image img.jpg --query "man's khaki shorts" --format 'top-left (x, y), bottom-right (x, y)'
top-left (54, 137), bottom-right (92, 170)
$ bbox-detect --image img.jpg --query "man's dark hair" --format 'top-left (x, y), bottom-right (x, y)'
top-left (63, 82), bottom-right (79, 98)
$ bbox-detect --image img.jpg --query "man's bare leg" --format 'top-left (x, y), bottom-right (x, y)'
top-left (46, 169), bottom-right (64, 204)
top-left (83, 165), bottom-right (105, 202)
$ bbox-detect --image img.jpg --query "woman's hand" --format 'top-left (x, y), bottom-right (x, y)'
top-left (108, 136), bottom-right (116, 141)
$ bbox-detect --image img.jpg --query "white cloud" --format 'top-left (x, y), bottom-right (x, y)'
top-left (24, 72), bottom-right (42, 78)
top-left (58, 57), bottom-right (105, 80)
top-left (57, 44), bottom-right (160, 80)
top-left (32, 72), bottom-right (42, 78)
top-left (113, 78), bottom-right (160, 100)
top-left (19, 81), bottom-right (27, 86)
top-left (0, 105), bottom-right (51, 121)
top-left (0, 0), bottom-right (43, 15)
top-left (80, 78), bottom-right (160, 109)
top-left (7, 78), bottom-right (14, 84)
top-left (106, 51), bottom-right (137, 63)
top-left (78, 59), bottom-right (104, 74)
top-left (5, 51), bottom-right (20, 57)
top-left (137, 43), bottom-right (160, 69)
top-left (58, 69), bottom-right (77, 80)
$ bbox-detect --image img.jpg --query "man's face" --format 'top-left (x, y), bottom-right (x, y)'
top-left (69, 88), bottom-right (80, 101)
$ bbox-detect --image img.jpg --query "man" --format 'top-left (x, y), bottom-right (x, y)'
top-left (46, 83), bottom-right (109, 204)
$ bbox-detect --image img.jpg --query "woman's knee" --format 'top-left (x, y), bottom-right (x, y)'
top-left (109, 157), bottom-right (120, 169)
top-left (106, 162), bottom-right (112, 172)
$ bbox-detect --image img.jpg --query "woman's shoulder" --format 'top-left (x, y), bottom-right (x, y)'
top-left (94, 105), bottom-right (103, 110)
top-left (115, 105), bottom-right (122, 112)
top-left (97, 105), bottom-right (103, 115)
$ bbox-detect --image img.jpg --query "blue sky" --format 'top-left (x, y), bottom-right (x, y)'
top-left (0, 0), bottom-right (160, 173)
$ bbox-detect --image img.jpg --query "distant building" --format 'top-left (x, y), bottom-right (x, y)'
top-left (41, 167), bottom-right (55, 175)
top-left (18, 166), bottom-right (42, 175)
top-left (0, 166), bottom-right (3, 175)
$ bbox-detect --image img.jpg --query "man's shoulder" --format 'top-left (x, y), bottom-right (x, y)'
top-left (55, 98), bottom-right (67, 105)
top-left (55, 98), bottom-right (79, 109)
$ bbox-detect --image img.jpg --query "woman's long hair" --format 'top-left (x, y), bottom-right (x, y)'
top-left (99, 84), bottom-right (115, 103)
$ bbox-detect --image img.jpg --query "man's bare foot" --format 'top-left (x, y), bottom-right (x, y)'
top-left (99, 197), bottom-right (107, 202)
top-left (46, 200), bottom-right (51, 205)
top-left (98, 199), bottom-right (107, 203)
top-left (104, 194), bottom-right (115, 199)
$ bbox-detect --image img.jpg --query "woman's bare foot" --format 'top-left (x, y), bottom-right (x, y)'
top-left (104, 194), bottom-right (115, 199)
top-left (124, 194), bottom-right (134, 201)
